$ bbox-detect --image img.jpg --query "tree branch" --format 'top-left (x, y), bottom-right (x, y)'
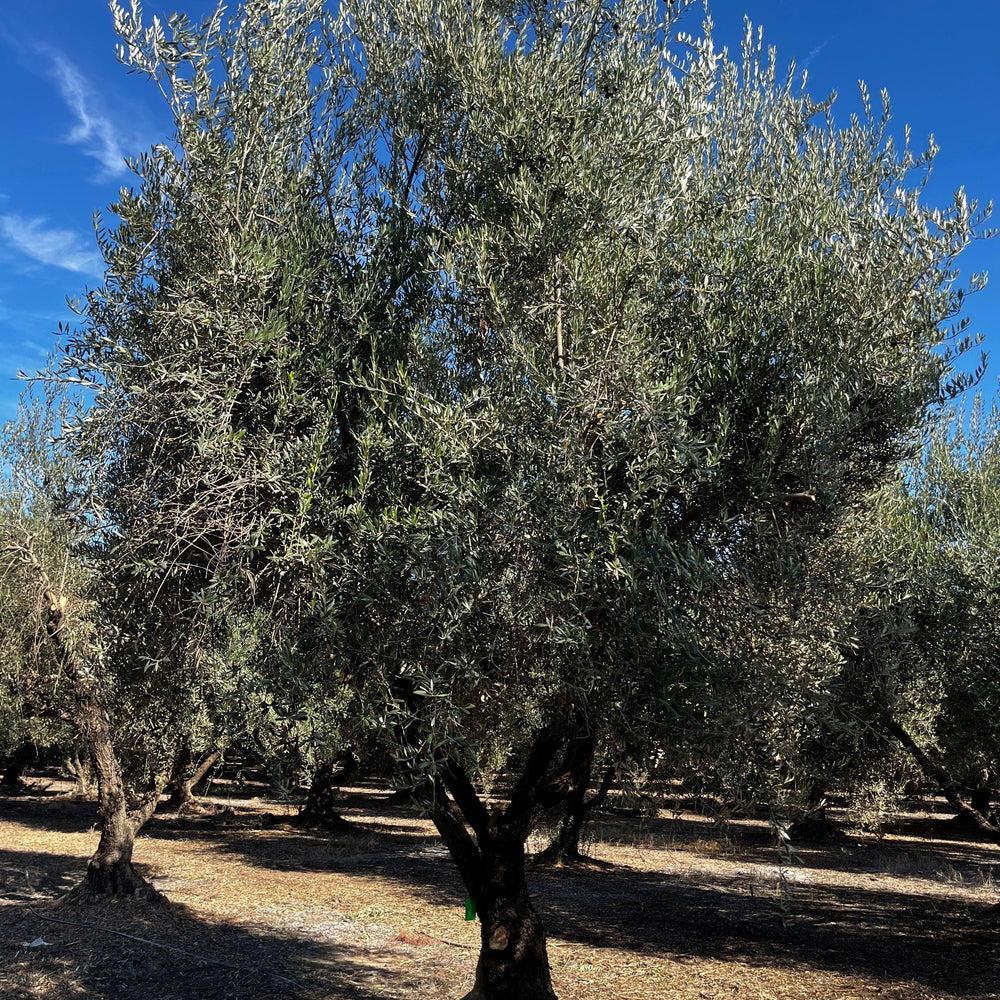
top-left (429, 778), bottom-right (483, 896)
top-left (766, 489), bottom-right (817, 504)
top-left (505, 727), bottom-right (566, 834)
top-left (888, 717), bottom-right (1000, 844)
top-left (439, 757), bottom-right (491, 840)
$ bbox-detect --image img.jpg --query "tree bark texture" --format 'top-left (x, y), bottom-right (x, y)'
top-left (67, 668), bottom-right (163, 902)
top-left (294, 759), bottom-right (355, 833)
top-left (970, 783), bottom-right (995, 824)
top-left (535, 747), bottom-right (616, 865)
top-left (464, 825), bottom-right (555, 1000)
top-left (165, 747), bottom-right (220, 810)
top-left (430, 728), bottom-right (594, 1000)
top-left (63, 752), bottom-right (96, 797)
top-left (164, 742), bottom-right (192, 809)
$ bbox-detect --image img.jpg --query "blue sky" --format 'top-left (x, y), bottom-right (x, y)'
top-left (1, 0), bottom-right (997, 425)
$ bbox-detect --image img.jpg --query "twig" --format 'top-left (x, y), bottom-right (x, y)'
top-left (439, 937), bottom-right (472, 949)
top-left (27, 907), bottom-right (300, 987)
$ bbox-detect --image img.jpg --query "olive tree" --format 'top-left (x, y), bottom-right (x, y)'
top-left (0, 394), bottom-right (171, 898)
top-left (53, 0), bottom-right (986, 994)
top-left (718, 399), bottom-right (1000, 844)
top-left (0, 409), bottom-right (78, 796)
top-left (0, 385), bottom-right (257, 898)
top-left (839, 400), bottom-right (1000, 837)
top-left (914, 402), bottom-right (1000, 825)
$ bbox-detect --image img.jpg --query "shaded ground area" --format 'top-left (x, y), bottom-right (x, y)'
top-left (1, 780), bottom-right (998, 999)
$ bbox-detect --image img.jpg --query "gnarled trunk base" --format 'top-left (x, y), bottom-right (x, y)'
top-left (532, 800), bottom-right (590, 868)
top-left (532, 758), bottom-right (614, 868)
top-left (63, 754), bottom-right (96, 798)
top-left (163, 749), bottom-right (221, 812)
top-left (429, 734), bottom-right (573, 999)
top-left (460, 822), bottom-right (556, 999)
top-left (788, 808), bottom-right (846, 843)
top-left (531, 844), bottom-right (589, 867)
top-left (65, 848), bottom-right (162, 903)
top-left (293, 760), bottom-right (357, 834)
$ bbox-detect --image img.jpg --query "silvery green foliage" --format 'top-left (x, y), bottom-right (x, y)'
top-left (61, 1), bottom-right (988, 781)
top-left (849, 399), bottom-right (1000, 797)
top-left (0, 389), bottom-right (210, 790)
top-left (670, 391), bottom-right (1000, 823)
top-left (0, 391), bottom-right (99, 744)
top-left (721, 398), bottom-right (1000, 828)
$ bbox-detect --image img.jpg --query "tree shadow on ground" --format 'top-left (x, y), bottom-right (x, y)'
top-left (187, 803), bottom-right (1000, 998)
top-left (200, 827), bottom-right (437, 873)
top-left (128, 790), bottom-right (1000, 999)
top-left (0, 846), bottom-right (412, 1000)
top-left (2, 781), bottom-right (432, 842)
top-left (0, 793), bottom-right (101, 835)
top-left (878, 811), bottom-right (1000, 848)
top-left (7, 792), bottom-right (999, 998)
top-left (785, 836), bottom-right (1000, 883)
top-left (530, 861), bottom-right (999, 994)
top-left (271, 830), bottom-right (1000, 998)
top-left (584, 805), bottom-right (1000, 882)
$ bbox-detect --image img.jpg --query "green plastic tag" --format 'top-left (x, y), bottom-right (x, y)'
top-left (464, 897), bottom-right (477, 921)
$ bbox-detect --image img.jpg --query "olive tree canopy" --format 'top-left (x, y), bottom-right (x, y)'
top-left (51, 0), bottom-right (988, 994)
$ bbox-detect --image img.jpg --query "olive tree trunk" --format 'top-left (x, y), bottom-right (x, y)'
top-left (165, 746), bottom-right (220, 810)
top-left (431, 729), bottom-right (596, 1000)
top-left (465, 825), bottom-right (554, 999)
top-left (13, 536), bottom-right (164, 901)
top-left (889, 718), bottom-right (1000, 846)
top-left (63, 752), bottom-right (96, 797)
top-left (71, 687), bottom-right (163, 901)
top-left (1, 740), bottom-right (36, 792)
top-left (970, 783), bottom-right (995, 824)
top-left (293, 758), bottom-right (355, 833)
top-left (534, 744), bottom-right (615, 866)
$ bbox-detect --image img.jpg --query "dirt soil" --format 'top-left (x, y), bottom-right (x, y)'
top-left (1, 780), bottom-right (998, 1000)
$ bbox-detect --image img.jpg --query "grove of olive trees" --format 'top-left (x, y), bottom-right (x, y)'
top-left (1, 2), bottom-right (994, 999)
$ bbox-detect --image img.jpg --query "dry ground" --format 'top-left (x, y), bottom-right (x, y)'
top-left (1, 778), bottom-right (998, 1000)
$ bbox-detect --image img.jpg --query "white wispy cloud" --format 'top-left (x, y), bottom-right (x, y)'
top-left (41, 46), bottom-right (130, 179)
top-left (18, 336), bottom-right (55, 359)
top-left (0, 213), bottom-right (103, 276)
top-left (801, 40), bottom-right (829, 73)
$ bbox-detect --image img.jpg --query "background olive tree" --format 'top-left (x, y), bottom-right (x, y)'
top-left (690, 397), bottom-right (1000, 845)
top-left (0, 391), bottom-right (181, 898)
top-left (837, 399), bottom-right (1000, 837)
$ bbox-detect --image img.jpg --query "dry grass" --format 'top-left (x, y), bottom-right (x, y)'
top-left (1, 780), bottom-right (999, 999)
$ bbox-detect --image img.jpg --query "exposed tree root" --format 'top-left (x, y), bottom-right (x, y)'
top-left (529, 848), bottom-right (615, 870)
top-left (61, 861), bottom-right (164, 904)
